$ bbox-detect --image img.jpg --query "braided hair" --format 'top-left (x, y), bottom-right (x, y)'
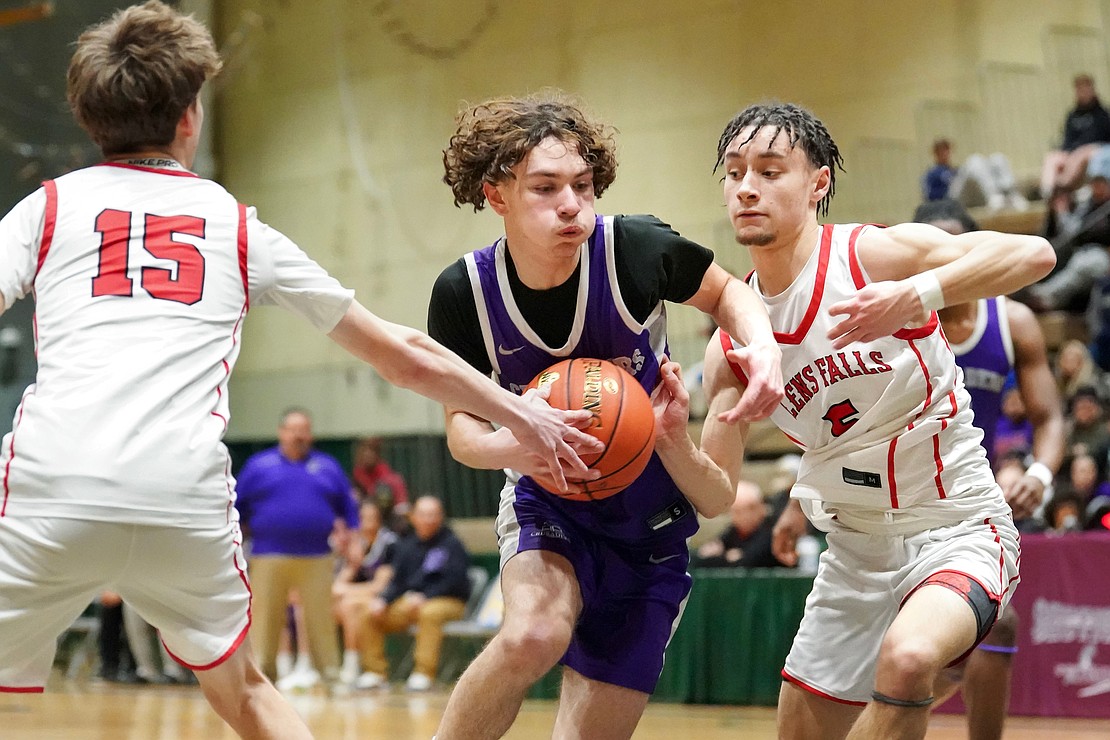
top-left (714, 102), bottom-right (844, 218)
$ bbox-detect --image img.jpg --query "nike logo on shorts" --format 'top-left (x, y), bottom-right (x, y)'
top-left (648, 553), bottom-right (681, 564)
top-left (498, 344), bottom-right (526, 355)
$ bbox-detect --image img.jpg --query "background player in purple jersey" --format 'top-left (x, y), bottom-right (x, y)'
top-left (0, 4), bottom-right (603, 738)
top-left (700, 102), bottom-right (1053, 740)
top-left (427, 91), bottom-right (784, 739)
top-left (914, 198), bottom-right (1064, 740)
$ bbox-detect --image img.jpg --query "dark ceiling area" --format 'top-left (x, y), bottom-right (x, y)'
top-left (0, 1), bottom-right (154, 211)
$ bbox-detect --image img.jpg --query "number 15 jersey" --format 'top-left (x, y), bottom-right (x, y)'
top-left (0, 162), bottom-right (353, 527)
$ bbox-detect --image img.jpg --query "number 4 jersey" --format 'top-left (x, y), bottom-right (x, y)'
top-left (0, 161), bottom-right (353, 527)
top-left (721, 223), bottom-right (1008, 534)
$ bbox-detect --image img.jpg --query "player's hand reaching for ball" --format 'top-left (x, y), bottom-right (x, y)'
top-left (720, 337), bottom-right (784, 423)
top-left (651, 359), bottom-right (690, 450)
top-left (514, 384), bottom-right (603, 492)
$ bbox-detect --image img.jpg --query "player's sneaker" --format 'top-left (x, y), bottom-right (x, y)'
top-left (354, 671), bottom-right (387, 690)
top-left (405, 672), bottom-right (433, 692)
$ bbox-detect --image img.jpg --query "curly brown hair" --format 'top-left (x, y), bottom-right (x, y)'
top-left (443, 90), bottom-right (619, 212)
top-left (67, 0), bottom-right (222, 156)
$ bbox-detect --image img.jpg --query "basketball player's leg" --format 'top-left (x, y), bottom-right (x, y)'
top-left (123, 523), bottom-right (311, 738)
top-left (960, 608), bottom-right (1018, 740)
top-left (551, 666), bottom-right (649, 740)
top-left (436, 549), bottom-right (581, 740)
top-left (846, 583), bottom-right (983, 740)
top-left (777, 680), bottom-right (863, 740)
top-left (194, 635), bottom-right (312, 739)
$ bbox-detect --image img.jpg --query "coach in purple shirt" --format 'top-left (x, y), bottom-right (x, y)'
top-left (235, 407), bottom-right (358, 685)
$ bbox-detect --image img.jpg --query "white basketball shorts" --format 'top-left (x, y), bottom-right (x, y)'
top-left (0, 515), bottom-right (251, 691)
top-left (782, 513), bottom-right (1020, 704)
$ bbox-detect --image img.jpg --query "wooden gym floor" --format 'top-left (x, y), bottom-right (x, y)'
top-left (2, 675), bottom-right (1108, 739)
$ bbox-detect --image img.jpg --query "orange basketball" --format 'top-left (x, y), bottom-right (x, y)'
top-left (526, 358), bottom-right (656, 501)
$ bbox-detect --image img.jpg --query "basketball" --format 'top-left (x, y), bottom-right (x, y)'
top-left (526, 358), bottom-right (656, 501)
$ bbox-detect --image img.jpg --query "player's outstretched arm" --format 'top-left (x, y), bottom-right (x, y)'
top-left (440, 386), bottom-right (602, 487)
top-left (684, 263), bottom-right (784, 423)
top-left (327, 301), bottom-right (601, 491)
top-left (651, 358), bottom-right (735, 517)
top-left (827, 224), bottom-right (1055, 349)
top-left (698, 332), bottom-right (756, 512)
top-left (1007, 299), bottom-right (1065, 518)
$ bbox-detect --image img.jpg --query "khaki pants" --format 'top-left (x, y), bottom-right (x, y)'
top-left (362, 593), bottom-right (465, 678)
top-left (248, 554), bottom-right (338, 679)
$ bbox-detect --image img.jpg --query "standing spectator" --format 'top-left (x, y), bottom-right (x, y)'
top-left (922, 139), bottom-right (1026, 212)
top-left (94, 592), bottom-right (132, 684)
top-left (694, 481), bottom-right (789, 568)
top-left (235, 408), bottom-right (359, 690)
top-left (333, 499), bottom-right (396, 681)
top-left (1040, 73), bottom-right (1110, 198)
top-left (1066, 387), bottom-right (1110, 456)
top-left (351, 436), bottom-right (410, 532)
top-left (344, 496), bottom-right (470, 692)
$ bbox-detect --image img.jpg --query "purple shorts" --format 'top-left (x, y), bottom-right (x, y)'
top-left (499, 493), bottom-right (693, 694)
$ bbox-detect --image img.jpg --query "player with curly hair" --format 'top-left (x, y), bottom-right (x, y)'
top-left (427, 90), bottom-right (784, 739)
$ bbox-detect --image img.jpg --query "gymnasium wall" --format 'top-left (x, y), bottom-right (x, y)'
top-left (214, 0), bottom-right (1110, 440)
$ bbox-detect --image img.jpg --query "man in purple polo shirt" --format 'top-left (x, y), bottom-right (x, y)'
top-left (235, 407), bottom-right (358, 689)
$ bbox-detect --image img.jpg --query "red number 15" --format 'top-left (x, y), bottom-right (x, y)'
top-left (91, 209), bottom-right (206, 305)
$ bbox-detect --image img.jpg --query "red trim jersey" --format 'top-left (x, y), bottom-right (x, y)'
top-left (0, 162), bottom-right (353, 527)
top-left (722, 223), bottom-right (1006, 534)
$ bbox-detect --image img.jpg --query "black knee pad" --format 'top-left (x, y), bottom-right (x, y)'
top-left (872, 690), bottom-right (934, 708)
top-left (920, 571), bottom-right (999, 644)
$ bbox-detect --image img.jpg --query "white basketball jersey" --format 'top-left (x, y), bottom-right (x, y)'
top-left (0, 162), bottom-right (353, 527)
top-left (723, 223), bottom-right (1006, 533)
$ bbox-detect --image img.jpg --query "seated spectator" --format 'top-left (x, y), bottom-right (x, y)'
top-left (1055, 339), bottom-right (1100, 402)
top-left (1065, 451), bottom-right (1110, 503)
top-left (1066, 386), bottom-right (1110, 456)
top-left (922, 139), bottom-right (1027, 212)
top-left (1043, 492), bottom-right (1085, 533)
top-left (1040, 73), bottom-right (1110, 199)
top-left (695, 481), bottom-right (789, 568)
top-left (351, 436), bottom-right (411, 533)
top-left (1029, 159), bottom-right (1110, 313)
top-left (344, 495), bottom-right (470, 692)
top-left (334, 500), bottom-right (397, 679)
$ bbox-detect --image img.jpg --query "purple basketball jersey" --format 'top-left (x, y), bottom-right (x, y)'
top-left (950, 297), bottom-right (1013, 464)
top-left (464, 215), bottom-right (697, 544)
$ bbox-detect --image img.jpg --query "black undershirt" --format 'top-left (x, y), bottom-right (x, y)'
top-left (427, 214), bottom-right (714, 375)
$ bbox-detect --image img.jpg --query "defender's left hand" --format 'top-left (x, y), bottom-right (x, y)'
top-left (720, 339), bottom-right (784, 423)
top-left (827, 280), bottom-right (926, 349)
